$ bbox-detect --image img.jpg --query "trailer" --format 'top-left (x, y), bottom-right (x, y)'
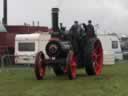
top-left (15, 32), bottom-right (50, 64)
top-left (98, 34), bottom-right (123, 63)
top-left (109, 35), bottom-right (123, 60)
top-left (98, 35), bottom-right (115, 65)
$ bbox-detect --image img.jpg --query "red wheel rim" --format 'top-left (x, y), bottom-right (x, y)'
top-left (38, 53), bottom-right (45, 77)
top-left (68, 51), bottom-right (77, 79)
top-left (92, 40), bottom-right (103, 75)
top-left (35, 52), bottom-right (46, 80)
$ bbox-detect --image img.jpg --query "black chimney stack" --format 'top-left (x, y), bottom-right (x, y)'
top-left (52, 8), bottom-right (59, 32)
top-left (3, 0), bottom-right (8, 25)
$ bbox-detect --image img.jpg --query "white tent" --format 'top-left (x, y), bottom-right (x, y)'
top-left (0, 22), bottom-right (7, 32)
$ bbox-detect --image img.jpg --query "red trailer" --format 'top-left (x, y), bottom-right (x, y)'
top-left (0, 25), bottom-right (49, 57)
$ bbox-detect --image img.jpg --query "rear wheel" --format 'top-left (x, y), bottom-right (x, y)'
top-left (34, 51), bottom-right (46, 80)
top-left (84, 38), bottom-right (103, 76)
top-left (66, 50), bottom-right (77, 80)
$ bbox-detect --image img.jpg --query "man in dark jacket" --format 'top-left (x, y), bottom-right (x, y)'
top-left (70, 21), bottom-right (81, 37)
top-left (69, 21), bottom-right (82, 54)
top-left (87, 20), bottom-right (96, 37)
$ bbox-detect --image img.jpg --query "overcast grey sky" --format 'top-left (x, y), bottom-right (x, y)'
top-left (0, 0), bottom-right (128, 34)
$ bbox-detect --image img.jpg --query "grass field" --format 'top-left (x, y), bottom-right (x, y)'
top-left (0, 63), bottom-right (128, 96)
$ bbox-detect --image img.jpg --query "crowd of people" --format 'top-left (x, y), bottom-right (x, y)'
top-left (59, 20), bottom-right (96, 54)
top-left (59, 20), bottom-right (96, 38)
top-left (70, 20), bottom-right (96, 37)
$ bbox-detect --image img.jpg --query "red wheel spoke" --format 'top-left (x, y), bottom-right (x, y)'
top-left (93, 40), bottom-right (103, 75)
top-left (67, 51), bottom-right (77, 80)
top-left (70, 55), bottom-right (77, 78)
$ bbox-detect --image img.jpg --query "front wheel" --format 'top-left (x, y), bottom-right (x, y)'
top-left (66, 50), bottom-right (77, 80)
top-left (84, 38), bottom-right (103, 76)
top-left (34, 51), bottom-right (46, 80)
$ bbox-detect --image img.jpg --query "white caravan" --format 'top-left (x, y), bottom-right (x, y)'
top-left (15, 32), bottom-right (50, 64)
top-left (98, 35), bottom-right (115, 65)
top-left (109, 35), bottom-right (123, 60)
top-left (98, 34), bottom-right (123, 65)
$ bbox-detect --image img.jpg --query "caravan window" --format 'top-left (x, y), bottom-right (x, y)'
top-left (112, 41), bottom-right (118, 49)
top-left (18, 43), bottom-right (35, 51)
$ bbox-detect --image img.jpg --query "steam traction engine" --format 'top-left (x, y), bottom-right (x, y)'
top-left (34, 8), bottom-right (103, 80)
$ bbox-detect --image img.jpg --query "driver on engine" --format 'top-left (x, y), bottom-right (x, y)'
top-left (69, 21), bottom-right (82, 54)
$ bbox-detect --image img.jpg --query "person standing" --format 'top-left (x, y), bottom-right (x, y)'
top-left (69, 21), bottom-right (82, 54)
top-left (87, 20), bottom-right (96, 37)
top-left (59, 23), bottom-right (65, 32)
